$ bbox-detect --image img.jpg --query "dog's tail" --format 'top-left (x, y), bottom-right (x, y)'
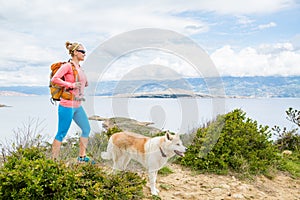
top-left (101, 137), bottom-right (113, 160)
top-left (101, 151), bottom-right (112, 160)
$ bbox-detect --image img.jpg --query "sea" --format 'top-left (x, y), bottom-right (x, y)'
top-left (1, 96), bottom-right (299, 144)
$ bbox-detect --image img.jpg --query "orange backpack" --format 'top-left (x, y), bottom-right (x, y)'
top-left (49, 62), bottom-right (79, 103)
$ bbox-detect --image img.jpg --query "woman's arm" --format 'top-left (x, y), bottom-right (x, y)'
top-left (51, 63), bottom-right (75, 88)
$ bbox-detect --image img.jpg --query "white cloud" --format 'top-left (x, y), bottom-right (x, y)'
top-left (0, 66), bottom-right (49, 86)
top-left (236, 16), bottom-right (255, 25)
top-left (257, 22), bottom-right (277, 30)
top-left (0, 0), bottom-right (298, 85)
top-left (258, 43), bottom-right (294, 54)
top-left (136, 0), bottom-right (295, 15)
top-left (173, 0), bottom-right (295, 15)
top-left (96, 50), bottom-right (199, 81)
top-left (211, 43), bottom-right (300, 76)
top-left (0, 30), bottom-right (59, 62)
top-left (291, 34), bottom-right (300, 50)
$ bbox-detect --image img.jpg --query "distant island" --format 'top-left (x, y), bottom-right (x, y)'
top-left (112, 88), bottom-right (246, 99)
top-left (0, 76), bottom-right (299, 98)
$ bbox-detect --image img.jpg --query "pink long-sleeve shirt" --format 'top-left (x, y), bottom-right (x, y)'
top-left (51, 62), bottom-right (88, 108)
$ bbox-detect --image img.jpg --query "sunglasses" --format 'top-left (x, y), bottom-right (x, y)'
top-left (76, 49), bottom-right (86, 54)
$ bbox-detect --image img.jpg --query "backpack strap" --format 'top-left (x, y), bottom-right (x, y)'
top-left (69, 62), bottom-right (79, 83)
top-left (63, 62), bottom-right (83, 101)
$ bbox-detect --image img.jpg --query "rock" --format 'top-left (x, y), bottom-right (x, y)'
top-left (220, 183), bottom-right (231, 190)
top-left (232, 193), bottom-right (244, 199)
top-left (237, 184), bottom-right (249, 192)
top-left (282, 150), bottom-right (292, 156)
top-left (0, 104), bottom-right (9, 108)
top-left (211, 187), bottom-right (225, 195)
top-left (88, 115), bottom-right (162, 136)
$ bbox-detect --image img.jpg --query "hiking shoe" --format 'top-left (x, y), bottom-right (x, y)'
top-left (77, 156), bottom-right (96, 164)
top-left (77, 156), bottom-right (90, 163)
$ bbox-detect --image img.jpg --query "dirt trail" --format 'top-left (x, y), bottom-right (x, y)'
top-left (142, 164), bottom-right (300, 200)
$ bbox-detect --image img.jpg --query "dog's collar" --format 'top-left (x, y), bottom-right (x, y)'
top-left (159, 147), bottom-right (167, 157)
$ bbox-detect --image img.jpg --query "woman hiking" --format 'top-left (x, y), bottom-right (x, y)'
top-left (51, 41), bottom-right (91, 163)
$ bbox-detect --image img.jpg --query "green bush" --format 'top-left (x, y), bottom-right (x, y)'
top-left (273, 126), bottom-right (300, 152)
top-left (273, 108), bottom-right (300, 152)
top-left (105, 126), bottom-right (123, 138)
top-left (272, 107), bottom-right (300, 177)
top-left (0, 146), bottom-right (146, 199)
top-left (179, 109), bottom-right (280, 176)
top-left (277, 152), bottom-right (300, 178)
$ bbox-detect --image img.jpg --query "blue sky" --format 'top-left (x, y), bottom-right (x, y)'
top-left (0, 0), bottom-right (299, 86)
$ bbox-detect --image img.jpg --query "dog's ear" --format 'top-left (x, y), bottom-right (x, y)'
top-left (165, 131), bottom-right (173, 141)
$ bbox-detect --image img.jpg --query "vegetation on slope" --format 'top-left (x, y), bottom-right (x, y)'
top-left (0, 108), bottom-right (299, 199)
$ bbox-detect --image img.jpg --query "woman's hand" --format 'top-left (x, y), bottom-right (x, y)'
top-left (72, 82), bottom-right (82, 89)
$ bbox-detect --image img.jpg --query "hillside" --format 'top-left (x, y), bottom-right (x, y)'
top-left (142, 163), bottom-right (300, 200)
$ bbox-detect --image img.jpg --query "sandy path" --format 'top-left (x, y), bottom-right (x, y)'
top-left (142, 164), bottom-right (300, 200)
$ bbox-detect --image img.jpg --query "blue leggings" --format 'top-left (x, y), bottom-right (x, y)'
top-left (55, 105), bottom-right (91, 142)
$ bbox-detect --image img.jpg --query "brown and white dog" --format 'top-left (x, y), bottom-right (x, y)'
top-left (101, 131), bottom-right (187, 195)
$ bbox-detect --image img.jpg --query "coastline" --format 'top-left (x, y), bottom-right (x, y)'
top-left (0, 91), bottom-right (37, 97)
top-left (0, 89), bottom-right (252, 99)
top-left (1, 76), bottom-right (300, 98)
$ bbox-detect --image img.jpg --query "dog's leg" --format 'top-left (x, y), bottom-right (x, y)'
top-left (149, 170), bottom-right (159, 195)
top-left (111, 147), bottom-right (122, 171)
top-left (101, 139), bottom-right (114, 160)
top-left (122, 154), bottom-right (131, 170)
top-left (111, 149), bottom-right (130, 171)
top-left (116, 153), bottom-right (131, 171)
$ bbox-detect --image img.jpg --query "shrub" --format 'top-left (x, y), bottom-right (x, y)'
top-left (277, 152), bottom-right (300, 178)
top-left (179, 109), bottom-right (280, 176)
top-left (105, 126), bottom-right (123, 138)
top-left (286, 107), bottom-right (300, 127)
top-left (273, 126), bottom-right (300, 152)
top-left (0, 146), bottom-right (146, 199)
top-left (273, 108), bottom-right (300, 152)
top-left (272, 107), bottom-right (300, 177)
